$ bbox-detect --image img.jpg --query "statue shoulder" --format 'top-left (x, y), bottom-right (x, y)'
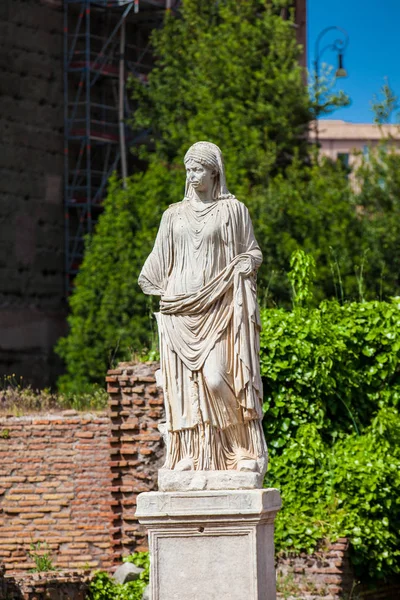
top-left (158, 200), bottom-right (185, 224)
top-left (222, 196), bottom-right (250, 216)
top-left (167, 200), bottom-right (186, 211)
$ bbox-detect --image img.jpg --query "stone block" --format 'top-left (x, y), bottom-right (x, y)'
top-left (158, 468), bottom-right (263, 491)
top-left (113, 562), bottom-right (144, 584)
top-left (136, 488), bottom-right (281, 600)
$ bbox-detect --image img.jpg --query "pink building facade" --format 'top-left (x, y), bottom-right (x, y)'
top-left (312, 119), bottom-right (400, 169)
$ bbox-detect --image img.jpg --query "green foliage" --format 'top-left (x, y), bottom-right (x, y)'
top-left (370, 78), bottom-right (399, 124)
top-left (354, 142), bottom-right (400, 300)
top-left (131, 0), bottom-right (312, 183)
top-left (261, 258), bottom-right (400, 579)
top-left (28, 541), bottom-right (56, 572)
top-left (56, 167), bottom-right (181, 392)
top-left (88, 553), bottom-right (149, 600)
top-left (261, 296), bottom-right (400, 452)
top-left (58, 384), bottom-right (109, 411)
top-left (288, 249), bottom-right (316, 306)
top-left (309, 63), bottom-right (351, 119)
top-left (268, 409), bottom-right (400, 580)
top-left (261, 297), bottom-right (393, 449)
top-left (122, 552), bottom-right (149, 570)
top-left (0, 377), bottom-right (107, 414)
top-left (250, 157), bottom-right (364, 304)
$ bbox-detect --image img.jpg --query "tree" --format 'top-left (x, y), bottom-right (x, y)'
top-left (370, 77), bottom-right (399, 124)
top-left (354, 142), bottom-right (400, 300)
top-left (59, 1), bottom-right (395, 389)
top-left (131, 0), bottom-right (312, 186)
top-left (247, 157), bottom-right (364, 304)
top-left (57, 0), bottom-right (315, 390)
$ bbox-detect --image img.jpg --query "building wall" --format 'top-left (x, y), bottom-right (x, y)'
top-left (0, 0), bottom-right (66, 387)
top-left (295, 0), bottom-right (307, 68)
top-left (314, 119), bottom-right (400, 169)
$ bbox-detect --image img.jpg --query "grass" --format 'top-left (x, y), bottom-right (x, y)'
top-left (0, 375), bottom-right (108, 414)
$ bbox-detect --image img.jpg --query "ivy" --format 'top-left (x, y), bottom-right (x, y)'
top-left (261, 252), bottom-right (400, 580)
top-left (261, 298), bottom-right (400, 451)
top-left (268, 410), bottom-right (400, 580)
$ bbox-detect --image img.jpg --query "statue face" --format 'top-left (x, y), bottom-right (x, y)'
top-left (185, 160), bottom-right (216, 194)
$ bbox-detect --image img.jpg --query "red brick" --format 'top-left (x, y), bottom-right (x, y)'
top-left (107, 386), bottom-right (120, 394)
top-left (139, 448), bottom-right (153, 455)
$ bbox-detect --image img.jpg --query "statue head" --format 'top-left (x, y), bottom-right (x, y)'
top-left (184, 141), bottom-right (232, 201)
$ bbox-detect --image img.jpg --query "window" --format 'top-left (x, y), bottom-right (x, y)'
top-left (337, 153), bottom-right (350, 168)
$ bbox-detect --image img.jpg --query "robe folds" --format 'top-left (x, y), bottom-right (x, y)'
top-left (138, 196), bottom-right (266, 470)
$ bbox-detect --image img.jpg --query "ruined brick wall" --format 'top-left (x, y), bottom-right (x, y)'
top-left (106, 362), bottom-right (165, 562)
top-left (0, 570), bottom-right (90, 600)
top-left (276, 538), bottom-right (400, 599)
top-left (0, 0), bottom-right (66, 387)
top-left (276, 539), bottom-right (354, 599)
top-left (0, 411), bottom-right (114, 572)
top-left (0, 362), bottom-right (164, 573)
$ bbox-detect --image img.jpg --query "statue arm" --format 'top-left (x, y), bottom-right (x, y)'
top-left (138, 210), bottom-right (170, 296)
top-left (236, 202), bottom-right (262, 271)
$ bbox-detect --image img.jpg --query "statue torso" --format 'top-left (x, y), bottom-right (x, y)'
top-left (166, 199), bottom-right (230, 296)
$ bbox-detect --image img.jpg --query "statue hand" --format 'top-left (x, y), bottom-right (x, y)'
top-left (234, 257), bottom-right (254, 276)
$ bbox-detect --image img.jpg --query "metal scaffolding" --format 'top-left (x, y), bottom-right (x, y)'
top-left (63, 0), bottom-right (176, 294)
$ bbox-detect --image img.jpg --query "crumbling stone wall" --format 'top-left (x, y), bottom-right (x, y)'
top-left (276, 539), bottom-right (354, 599)
top-left (0, 0), bottom-right (65, 387)
top-left (106, 362), bottom-right (165, 561)
top-left (0, 411), bottom-right (113, 572)
top-left (0, 570), bottom-right (90, 600)
top-left (276, 538), bottom-right (400, 599)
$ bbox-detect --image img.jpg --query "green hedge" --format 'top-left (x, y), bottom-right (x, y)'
top-left (260, 255), bottom-right (400, 579)
top-left (261, 297), bottom-right (400, 451)
top-left (267, 410), bottom-right (400, 580)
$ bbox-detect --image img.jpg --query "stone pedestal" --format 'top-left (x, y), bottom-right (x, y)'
top-left (136, 488), bottom-right (281, 600)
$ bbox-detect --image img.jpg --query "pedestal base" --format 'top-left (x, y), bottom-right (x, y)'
top-left (136, 488), bottom-right (281, 600)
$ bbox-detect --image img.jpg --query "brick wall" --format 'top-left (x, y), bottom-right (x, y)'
top-left (1, 570), bottom-right (89, 600)
top-left (0, 411), bottom-right (114, 572)
top-left (276, 539), bottom-right (400, 600)
top-left (277, 539), bottom-right (354, 599)
top-left (107, 362), bottom-right (165, 562)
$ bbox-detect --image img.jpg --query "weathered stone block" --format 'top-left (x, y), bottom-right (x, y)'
top-left (137, 489), bottom-right (281, 600)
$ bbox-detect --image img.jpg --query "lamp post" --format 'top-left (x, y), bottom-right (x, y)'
top-left (313, 26), bottom-right (349, 144)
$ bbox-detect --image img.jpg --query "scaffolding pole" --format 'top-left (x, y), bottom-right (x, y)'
top-left (63, 0), bottom-right (180, 294)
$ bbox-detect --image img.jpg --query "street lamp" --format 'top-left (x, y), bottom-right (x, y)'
top-left (313, 26), bottom-right (349, 143)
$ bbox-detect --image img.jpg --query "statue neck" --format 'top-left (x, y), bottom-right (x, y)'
top-left (190, 189), bottom-right (214, 204)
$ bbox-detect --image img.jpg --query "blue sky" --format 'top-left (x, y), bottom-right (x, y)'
top-left (307, 0), bottom-right (400, 123)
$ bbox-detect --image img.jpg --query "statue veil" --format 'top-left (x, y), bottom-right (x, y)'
top-left (184, 141), bottom-right (233, 201)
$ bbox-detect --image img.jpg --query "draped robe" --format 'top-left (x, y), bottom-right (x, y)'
top-left (138, 197), bottom-right (265, 470)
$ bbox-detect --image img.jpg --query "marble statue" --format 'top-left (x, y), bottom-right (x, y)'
top-left (138, 141), bottom-right (267, 477)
